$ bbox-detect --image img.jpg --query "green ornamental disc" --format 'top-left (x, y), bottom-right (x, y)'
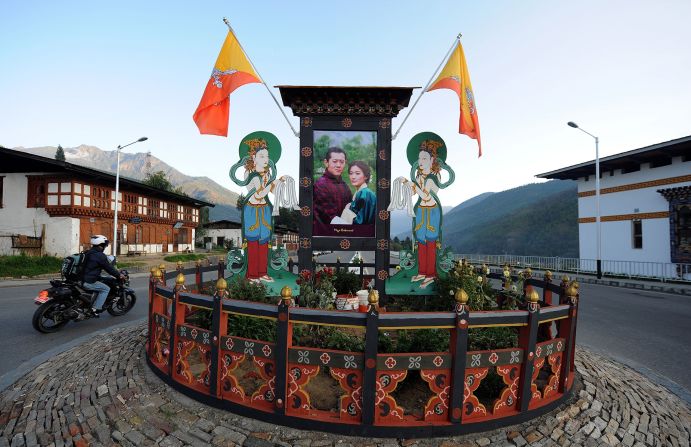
top-left (406, 132), bottom-right (447, 165)
top-left (239, 131), bottom-right (282, 163)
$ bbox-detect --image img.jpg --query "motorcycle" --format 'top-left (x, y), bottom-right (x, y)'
top-left (32, 269), bottom-right (137, 333)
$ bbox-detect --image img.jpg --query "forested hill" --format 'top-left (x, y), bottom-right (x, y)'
top-left (442, 180), bottom-right (578, 257)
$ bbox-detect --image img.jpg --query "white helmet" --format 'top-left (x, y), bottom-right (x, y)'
top-left (90, 234), bottom-right (109, 246)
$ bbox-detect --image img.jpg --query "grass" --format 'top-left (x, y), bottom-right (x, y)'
top-left (116, 261), bottom-right (147, 269)
top-left (162, 253), bottom-right (207, 262)
top-left (0, 255), bottom-right (63, 277)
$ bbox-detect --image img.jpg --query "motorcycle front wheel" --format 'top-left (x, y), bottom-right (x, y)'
top-left (107, 292), bottom-right (136, 316)
top-left (32, 301), bottom-right (70, 333)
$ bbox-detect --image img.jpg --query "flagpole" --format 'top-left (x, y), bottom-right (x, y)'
top-left (392, 34), bottom-right (461, 141)
top-left (223, 18), bottom-right (299, 137)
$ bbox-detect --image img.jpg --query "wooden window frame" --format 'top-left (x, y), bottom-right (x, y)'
top-left (632, 219), bottom-right (643, 249)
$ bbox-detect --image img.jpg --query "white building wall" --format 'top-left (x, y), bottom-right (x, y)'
top-left (0, 173), bottom-right (80, 257)
top-left (204, 229), bottom-right (242, 247)
top-left (576, 157), bottom-right (690, 268)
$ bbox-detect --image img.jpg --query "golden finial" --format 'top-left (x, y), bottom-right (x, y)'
top-left (150, 266), bottom-right (157, 276)
top-left (368, 289), bottom-right (379, 305)
top-left (561, 275), bottom-right (570, 283)
top-left (565, 280), bottom-right (579, 298)
top-left (175, 272), bottom-right (185, 285)
top-left (545, 270), bottom-right (553, 281)
top-left (280, 286), bottom-right (293, 305)
top-left (454, 289), bottom-right (469, 305)
top-left (196, 259), bottom-right (202, 267)
top-left (527, 289), bottom-right (540, 303)
top-left (153, 268), bottom-right (162, 278)
top-left (524, 267), bottom-right (532, 278)
top-left (159, 263), bottom-right (166, 271)
top-left (482, 264), bottom-right (489, 275)
top-left (216, 277), bottom-right (227, 290)
top-left (177, 260), bottom-right (183, 269)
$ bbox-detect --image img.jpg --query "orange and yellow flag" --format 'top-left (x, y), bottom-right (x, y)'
top-left (193, 30), bottom-right (261, 136)
top-left (428, 41), bottom-right (482, 156)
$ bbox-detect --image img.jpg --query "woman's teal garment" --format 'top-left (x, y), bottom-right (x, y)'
top-left (350, 187), bottom-right (376, 225)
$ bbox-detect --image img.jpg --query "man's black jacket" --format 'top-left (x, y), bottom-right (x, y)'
top-left (82, 247), bottom-right (120, 283)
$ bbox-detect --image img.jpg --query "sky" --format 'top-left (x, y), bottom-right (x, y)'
top-left (2, 0), bottom-right (690, 208)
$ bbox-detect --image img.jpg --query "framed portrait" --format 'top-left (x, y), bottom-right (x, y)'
top-left (312, 130), bottom-right (377, 237)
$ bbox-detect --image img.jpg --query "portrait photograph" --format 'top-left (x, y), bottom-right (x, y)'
top-left (312, 130), bottom-right (377, 237)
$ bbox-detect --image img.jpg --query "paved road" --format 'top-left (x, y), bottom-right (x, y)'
top-left (1, 276), bottom-right (689, 403)
top-left (576, 283), bottom-right (691, 402)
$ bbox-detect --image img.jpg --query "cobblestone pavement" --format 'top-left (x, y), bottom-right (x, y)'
top-left (1, 324), bottom-right (689, 447)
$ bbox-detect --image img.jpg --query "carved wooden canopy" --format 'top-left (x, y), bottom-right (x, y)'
top-left (276, 86), bottom-right (417, 117)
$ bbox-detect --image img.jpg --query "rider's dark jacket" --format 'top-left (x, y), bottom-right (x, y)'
top-left (82, 248), bottom-right (120, 283)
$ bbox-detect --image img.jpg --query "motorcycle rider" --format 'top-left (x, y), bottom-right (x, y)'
top-left (82, 235), bottom-right (124, 315)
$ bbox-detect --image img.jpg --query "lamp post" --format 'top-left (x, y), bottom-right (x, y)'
top-left (567, 121), bottom-right (602, 279)
top-left (113, 137), bottom-right (148, 257)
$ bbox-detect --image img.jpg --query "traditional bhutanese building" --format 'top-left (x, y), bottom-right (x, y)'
top-left (537, 135), bottom-right (691, 278)
top-left (0, 147), bottom-right (213, 257)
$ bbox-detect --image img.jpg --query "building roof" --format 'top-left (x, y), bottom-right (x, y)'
top-left (536, 135), bottom-right (691, 180)
top-left (0, 146), bottom-right (214, 208)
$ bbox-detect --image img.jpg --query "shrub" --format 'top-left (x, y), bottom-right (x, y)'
top-left (0, 255), bottom-right (63, 277)
top-left (332, 269), bottom-right (360, 295)
top-left (163, 253), bottom-right (207, 262)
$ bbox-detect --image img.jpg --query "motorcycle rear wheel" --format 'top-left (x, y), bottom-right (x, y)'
top-left (107, 292), bottom-right (136, 316)
top-left (32, 301), bottom-right (70, 333)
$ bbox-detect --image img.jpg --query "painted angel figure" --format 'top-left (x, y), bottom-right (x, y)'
top-left (229, 131), bottom-right (299, 283)
top-left (388, 132), bottom-right (455, 289)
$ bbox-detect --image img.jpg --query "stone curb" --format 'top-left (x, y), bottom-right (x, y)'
top-left (1, 324), bottom-right (690, 447)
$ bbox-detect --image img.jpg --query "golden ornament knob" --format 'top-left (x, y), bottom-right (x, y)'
top-left (152, 268), bottom-right (162, 278)
top-left (177, 260), bottom-right (183, 269)
top-left (216, 278), bottom-right (227, 290)
top-left (565, 281), bottom-right (579, 297)
top-left (280, 286), bottom-right (292, 299)
top-left (454, 289), bottom-right (469, 305)
top-left (175, 272), bottom-right (185, 285)
top-left (368, 289), bottom-right (379, 305)
top-left (150, 266), bottom-right (157, 276)
top-left (544, 270), bottom-right (553, 280)
top-left (527, 289), bottom-right (540, 303)
top-left (159, 263), bottom-right (166, 271)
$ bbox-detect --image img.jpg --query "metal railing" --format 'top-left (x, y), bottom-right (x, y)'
top-left (454, 254), bottom-right (691, 283)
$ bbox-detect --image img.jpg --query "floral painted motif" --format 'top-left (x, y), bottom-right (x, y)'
top-left (408, 356), bottom-right (422, 369)
top-left (297, 350), bottom-right (310, 364)
top-left (301, 146), bottom-right (313, 157)
top-left (340, 239), bottom-right (351, 250)
top-left (344, 355), bottom-right (357, 369)
top-left (385, 357), bottom-right (397, 369)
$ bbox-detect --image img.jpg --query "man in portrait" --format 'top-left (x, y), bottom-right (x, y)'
top-left (313, 147), bottom-right (353, 232)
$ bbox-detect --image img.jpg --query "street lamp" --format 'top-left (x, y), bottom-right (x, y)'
top-left (113, 137), bottom-right (148, 257)
top-left (567, 121), bottom-right (602, 279)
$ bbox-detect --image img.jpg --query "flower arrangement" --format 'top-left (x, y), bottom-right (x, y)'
top-left (297, 268), bottom-right (336, 309)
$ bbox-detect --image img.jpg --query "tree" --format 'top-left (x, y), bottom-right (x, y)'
top-left (143, 170), bottom-right (174, 191)
top-left (195, 206), bottom-right (210, 242)
top-left (55, 145), bottom-right (65, 161)
top-left (142, 170), bottom-right (188, 196)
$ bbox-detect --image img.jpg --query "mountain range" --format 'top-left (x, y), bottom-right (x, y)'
top-left (16, 145), bottom-right (242, 222)
top-left (396, 181), bottom-right (578, 257)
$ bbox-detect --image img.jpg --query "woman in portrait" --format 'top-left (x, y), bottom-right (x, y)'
top-left (341, 161), bottom-right (376, 225)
